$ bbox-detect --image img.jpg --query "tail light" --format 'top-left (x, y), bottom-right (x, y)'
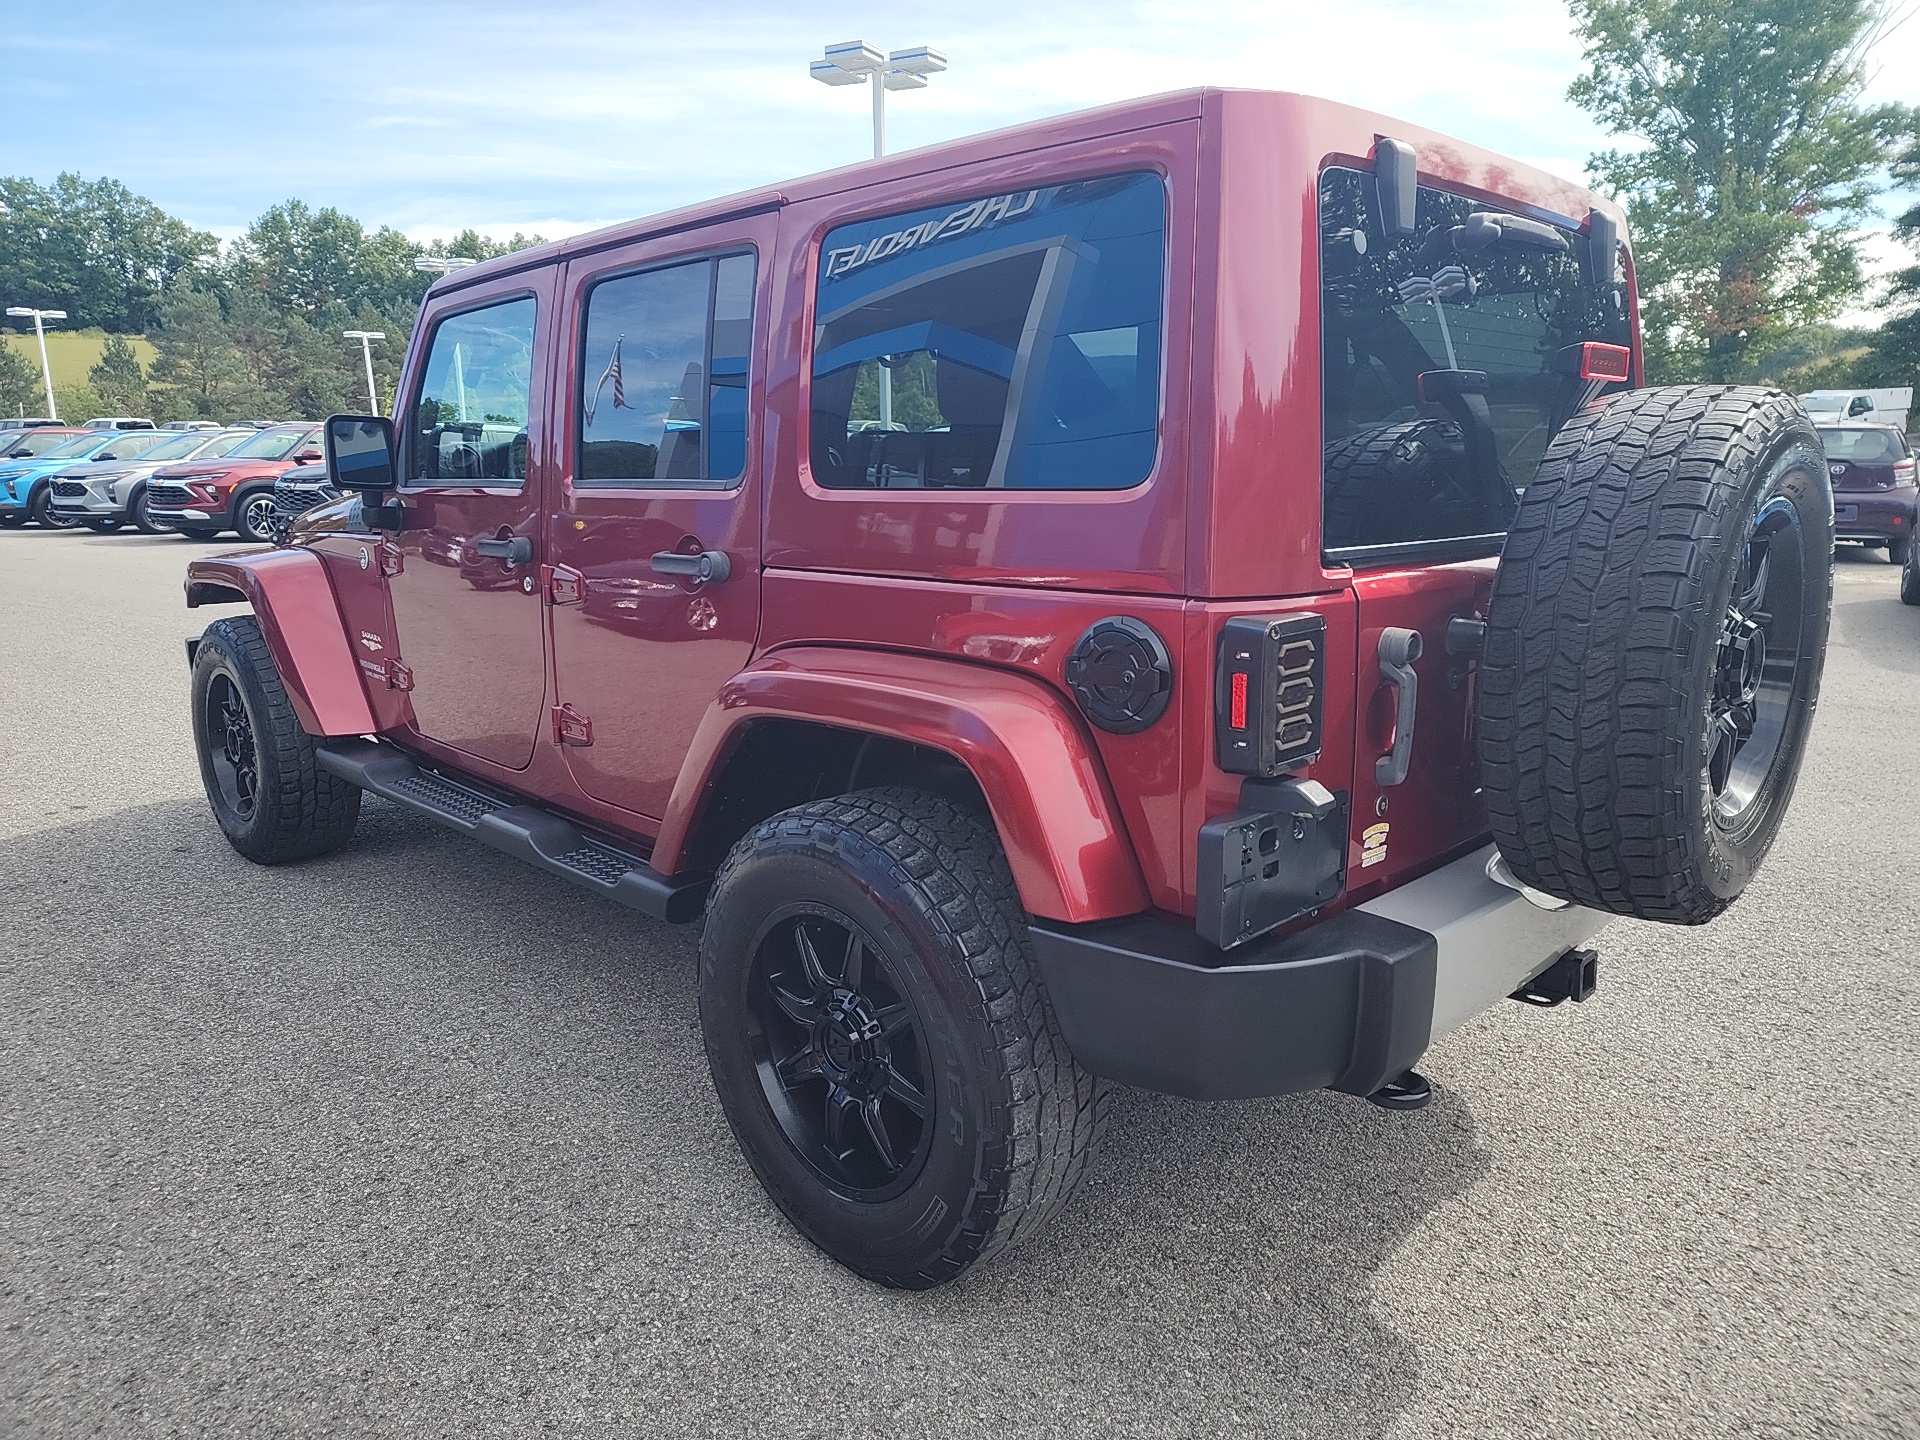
top-left (1215, 614), bottom-right (1325, 777)
top-left (1895, 458), bottom-right (1915, 486)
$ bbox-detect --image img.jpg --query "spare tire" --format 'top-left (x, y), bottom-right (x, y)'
top-left (1477, 386), bottom-right (1831, 924)
top-left (1324, 419), bottom-right (1484, 549)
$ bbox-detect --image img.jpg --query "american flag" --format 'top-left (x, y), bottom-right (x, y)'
top-left (584, 336), bottom-right (633, 425)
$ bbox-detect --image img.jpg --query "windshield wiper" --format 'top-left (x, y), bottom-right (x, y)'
top-left (1419, 211), bottom-right (1570, 263)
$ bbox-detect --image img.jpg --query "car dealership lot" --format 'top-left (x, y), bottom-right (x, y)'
top-left (3, 529), bottom-right (1917, 1440)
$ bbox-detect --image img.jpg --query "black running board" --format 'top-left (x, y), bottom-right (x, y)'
top-left (315, 737), bottom-right (708, 923)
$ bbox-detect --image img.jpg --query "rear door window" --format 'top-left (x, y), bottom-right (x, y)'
top-left (809, 170), bottom-right (1166, 491)
top-left (408, 297), bottom-right (537, 485)
top-left (1318, 166), bottom-right (1631, 561)
top-left (576, 251), bottom-right (756, 486)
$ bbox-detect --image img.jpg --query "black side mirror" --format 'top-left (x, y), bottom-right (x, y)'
top-left (325, 414), bottom-right (403, 532)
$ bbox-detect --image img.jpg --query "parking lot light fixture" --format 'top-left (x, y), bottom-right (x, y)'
top-left (810, 41), bottom-right (946, 159)
top-left (343, 331), bottom-right (386, 415)
top-left (5, 307), bottom-right (67, 420)
top-left (415, 256), bottom-right (480, 278)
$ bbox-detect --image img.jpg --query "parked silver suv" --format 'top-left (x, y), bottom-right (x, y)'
top-left (48, 428), bottom-right (254, 533)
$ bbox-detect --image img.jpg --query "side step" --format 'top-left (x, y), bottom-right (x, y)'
top-left (315, 737), bottom-right (708, 923)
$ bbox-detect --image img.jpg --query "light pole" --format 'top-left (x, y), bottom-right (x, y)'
top-left (5, 307), bottom-right (67, 420)
top-left (809, 41), bottom-right (946, 160)
top-left (343, 331), bottom-right (385, 414)
top-left (415, 256), bottom-right (479, 279)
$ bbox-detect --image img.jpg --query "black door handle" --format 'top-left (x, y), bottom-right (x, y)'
top-left (650, 549), bottom-right (732, 584)
top-left (474, 534), bottom-right (532, 566)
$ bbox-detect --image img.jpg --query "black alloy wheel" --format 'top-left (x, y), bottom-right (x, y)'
top-left (30, 486), bottom-right (79, 529)
top-left (747, 908), bottom-right (932, 1199)
top-left (1707, 497), bottom-right (1806, 824)
top-left (131, 486), bottom-right (165, 534)
top-left (204, 671), bottom-right (260, 819)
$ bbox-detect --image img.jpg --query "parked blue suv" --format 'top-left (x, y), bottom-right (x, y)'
top-left (0, 430), bottom-right (166, 528)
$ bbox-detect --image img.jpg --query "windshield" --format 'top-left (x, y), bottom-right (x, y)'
top-left (193, 431), bottom-right (253, 459)
top-left (142, 433), bottom-right (215, 461)
top-left (1818, 427), bottom-right (1908, 463)
top-left (2, 431), bottom-right (83, 458)
top-left (1319, 166), bottom-right (1632, 559)
top-left (228, 427), bottom-right (313, 460)
top-left (93, 431), bottom-right (172, 462)
top-left (37, 433), bottom-right (113, 460)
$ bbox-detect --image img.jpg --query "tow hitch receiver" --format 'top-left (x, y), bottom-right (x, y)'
top-left (1510, 947), bottom-right (1599, 1007)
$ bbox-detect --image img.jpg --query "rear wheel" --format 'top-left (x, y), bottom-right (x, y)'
top-left (235, 488), bottom-right (279, 544)
top-left (1889, 534), bottom-right (1912, 567)
top-left (1902, 529), bottom-right (1920, 605)
top-left (1478, 386), bottom-right (1831, 924)
top-left (190, 615), bottom-right (361, 864)
top-left (699, 788), bottom-right (1104, 1289)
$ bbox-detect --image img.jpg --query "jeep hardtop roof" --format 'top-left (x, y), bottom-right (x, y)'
top-left (426, 88), bottom-right (1625, 296)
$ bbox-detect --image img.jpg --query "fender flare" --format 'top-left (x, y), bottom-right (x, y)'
top-left (185, 549), bottom-right (376, 738)
top-left (653, 647), bottom-right (1150, 924)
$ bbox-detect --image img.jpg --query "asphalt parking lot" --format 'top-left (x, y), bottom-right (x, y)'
top-left (3, 527), bottom-right (1917, 1440)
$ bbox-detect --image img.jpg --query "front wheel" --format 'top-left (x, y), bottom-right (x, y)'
top-left (190, 615), bottom-right (361, 864)
top-left (130, 485), bottom-right (167, 534)
top-left (235, 489), bottom-right (280, 544)
top-left (29, 486), bottom-right (79, 529)
top-left (699, 789), bottom-right (1104, 1289)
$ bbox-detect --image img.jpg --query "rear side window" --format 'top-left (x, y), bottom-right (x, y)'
top-left (810, 171), bottom-right (1166, 491)
top-left (409, 296), bottom-right (537, 485)
top-left (577, 252), bottom-right (756, 487)
top-left (1319, 166), bottom-right (1631, 561)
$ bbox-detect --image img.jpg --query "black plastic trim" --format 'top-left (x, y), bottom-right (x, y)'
top-left (1029, 908), bottom-right (1436, 1101)
top-left (315, 736), bottom-right (709, 923)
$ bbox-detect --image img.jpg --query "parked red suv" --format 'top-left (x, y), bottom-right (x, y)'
top-left (181, 89), bottom-right (1832, 1289)
top-left (1818, 421), bottom-right (1916, 565)
top-left (148, 422), bottom-right (323, 540)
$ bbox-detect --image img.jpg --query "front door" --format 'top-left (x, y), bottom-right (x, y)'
top-left (386, 275), bottom-right (555, 770)
top-left (544, 218), bottom-right (774, 818)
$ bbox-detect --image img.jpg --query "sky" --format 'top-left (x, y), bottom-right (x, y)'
top-left (5, 0), bottom-right (1918, 319)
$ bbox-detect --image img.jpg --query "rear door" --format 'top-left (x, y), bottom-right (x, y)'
top-left (385, 269), bottom-right (556, 770)
top-left (543, 214), bottom-right (776, 819)
top-left (1316, 164), bottom-right (1630, 894)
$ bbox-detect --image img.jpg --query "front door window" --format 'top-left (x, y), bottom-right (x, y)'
top-left (410, 298), bottom-right (537, 485)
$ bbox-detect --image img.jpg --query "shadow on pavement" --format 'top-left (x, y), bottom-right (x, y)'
top-left (2, 795), bottom-right (1486, 1439)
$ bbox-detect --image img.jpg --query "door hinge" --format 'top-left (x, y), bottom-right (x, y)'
top-left (385, 659), bottom-right (414, 692)
top-left (541, 563), bottom-right (584, 605)
top-left (379, 542), bottom-right (405, 576)
top-left (551, 702), bottom-right (593, 746)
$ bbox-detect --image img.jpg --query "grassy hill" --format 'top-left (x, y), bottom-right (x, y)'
top-left (0, 327), bottom-right (157, 390)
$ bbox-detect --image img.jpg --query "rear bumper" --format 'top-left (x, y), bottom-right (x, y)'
top-left (1029, 843), bottom-right (1609, 1101)
top-left (1833, 489), bottom-right (1916, 542)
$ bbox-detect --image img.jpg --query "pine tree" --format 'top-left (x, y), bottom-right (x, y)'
top-left (88, 333), bottom-right (149, 416)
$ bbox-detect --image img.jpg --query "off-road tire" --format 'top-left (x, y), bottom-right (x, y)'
top-left (1478, 385), bottom-right (1831, 924)
top-left (190, 615), bottom-right (361, 865)
top-left (1902, 528), bottom-right (1920, 605)
top-left (177, 525), bottom-right (221, 541)
top-left (29, 484), bottom-right (78, 529)
top-left (699, 788), bottom-right (1105, 1289)
top-left (234, 487), bottom-right (279, 544)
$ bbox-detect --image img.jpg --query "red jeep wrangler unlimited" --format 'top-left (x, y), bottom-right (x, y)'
top-left (182, 90), bottom-right (1831, 1289)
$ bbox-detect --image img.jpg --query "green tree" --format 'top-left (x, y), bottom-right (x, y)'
top-left (228, 199), bottom-right (424, 317)
top-left (0, 174), bottom-right (218, 332)
top-left (425, 228), bottom-right (550, 263)
top-left (1568, 0), bottom-right (1910, 381)
top-left (149, 282), bottom-right (267, 421)
top-left (88, 333), bottom-right (149, 415)
top-left (0, 338), bottom-right (42, 418)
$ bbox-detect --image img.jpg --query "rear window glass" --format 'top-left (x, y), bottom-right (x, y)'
top-left (810, 170), bottom-right (1166, 491)
top-left (1818, 427), bottom-right (1908, 463)
top-left (1319, 166), bottom-right (1631, 560)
